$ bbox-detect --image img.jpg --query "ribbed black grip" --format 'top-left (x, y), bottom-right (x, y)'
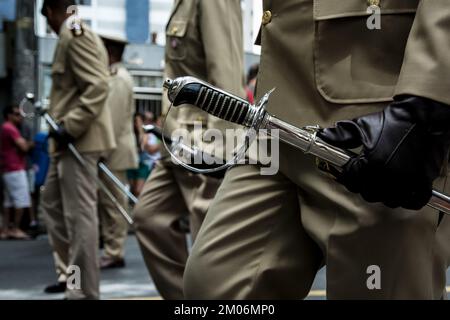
top-left (174, 83), bottom-right (251, 126)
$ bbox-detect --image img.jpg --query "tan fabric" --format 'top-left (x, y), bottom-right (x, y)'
top-left (97, 63), bottom-right (136, 260)
top-left (42, 152), bottom-right (100, 300)
top-left (134, 162), bottom-right (221, 300)
top-left (53, 251), bottom-right (68, 283)
top-left (134, 0), bottom-right (245, 300)
top-left (49, 22), bottom-right (116, 154)
top-left (98, 170), bottom-right (129, 260)
top-left (395, 0), bottom-right (450, 106)
top-left (186, 147), bottom-right (449, 299)
top-left (163, 0), bottom-right (246, 136)
top-left (43, 21), bottom-right (114, 300)
top-left (103, 63), bottom-right (138, 171)
top-left (184, 0), bottom-right (450, 299)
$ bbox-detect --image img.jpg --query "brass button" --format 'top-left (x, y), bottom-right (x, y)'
top-left (171, 26), bottom-right (179, 35)
top-left (262, 10), bottom-right (272, 26)
top-left (367, 0), bottom-right (380, 6)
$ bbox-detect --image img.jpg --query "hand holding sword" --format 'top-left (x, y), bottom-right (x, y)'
top-left (19, 94), bottom-right (136, 225)
top-left (162, 76), bottom-right (450, 215)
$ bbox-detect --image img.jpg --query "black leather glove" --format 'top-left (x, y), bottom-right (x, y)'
top-left (317, 96), bottom-right (450, 210)
top-left (49, 124), bottom-right (75, 149)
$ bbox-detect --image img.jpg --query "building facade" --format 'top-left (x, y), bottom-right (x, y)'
top-left (34, 0), bottom-right (261, 123)
top-left (0, 0), bottom-right (17, 118)
top-left (35, 0), bottom-right (261, 51)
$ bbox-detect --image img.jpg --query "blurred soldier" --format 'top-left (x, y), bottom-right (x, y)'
top-left (98, 35), bottom-right (138, 269)
top-left (185, 0), bottom-right (450, 299)
top-left (40, 0), bottom-right (115, 300)
top-left (133, 0), bottom-right (245, 299)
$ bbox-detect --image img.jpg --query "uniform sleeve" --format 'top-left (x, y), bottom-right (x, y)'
top-left (394, 0), bottom-right (450, 106)
top-left (62, 34), bottom-right (110, 138)
top-left (199, 0), bottom-right (245, 96)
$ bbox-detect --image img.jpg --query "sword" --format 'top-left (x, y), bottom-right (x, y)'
top-left (20, 94), bottom-right (135, 225)
top-left (44, 113), bottom-right (135, 225)
top-left (163, 76), bottom-right (450, 215)
top-left (142, 124), bottom-right (226, 179)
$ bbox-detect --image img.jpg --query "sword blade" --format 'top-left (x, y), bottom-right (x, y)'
top-left (263, 114), bottom-right (450, 216)
top-left (165, 76), bottom-right (450, 215)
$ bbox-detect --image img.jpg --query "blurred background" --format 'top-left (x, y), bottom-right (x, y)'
top-left (0, 0), bottom-right (269, 300)
top-left (1, 0), bottom-right (449, 301)
top-left (0, 0), bottom-right (261, 125)
top-left (0, 0), bottom-right (262, 235)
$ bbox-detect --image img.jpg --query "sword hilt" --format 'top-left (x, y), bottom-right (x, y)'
top-left (164, 77), bottom-right (260, 127)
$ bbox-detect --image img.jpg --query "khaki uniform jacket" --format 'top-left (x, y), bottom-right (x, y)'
top-left (163, 0), bottom-right (246, 138)
top-left (103, 63), bottom-right (139, 171)
top-left (49, 21), bottom-right (116, 154)
top-left (257, 0), bottom-right (450, 131)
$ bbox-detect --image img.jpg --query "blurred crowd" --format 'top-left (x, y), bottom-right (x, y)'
top-left (0, 59), bottom-right (259, 242)
top-left (0, 107), bottom-right (162, 241)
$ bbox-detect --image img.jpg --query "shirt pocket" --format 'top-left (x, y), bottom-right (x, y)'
top-left (166, 19), bottom-right (189, 61)
top-left (313, 0), bottom-right (418, 104)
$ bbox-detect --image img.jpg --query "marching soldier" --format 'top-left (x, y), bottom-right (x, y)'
top-left (133, 0), bottom-right (245, 299)
top-left (98, 35), bottom-right (138, 269)
top-left (184, 0), bottom-right (450, 299)
top-left (40, 0), bottom-right (116, 300)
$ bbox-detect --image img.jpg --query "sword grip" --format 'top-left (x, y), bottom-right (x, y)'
top-left (166, 78), bottom-right (252, 126)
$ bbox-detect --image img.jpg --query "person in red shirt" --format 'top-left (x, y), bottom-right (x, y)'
top-left (245, 64), bottom-right (259, 104)
top-left (1, 105), bottom-right (34, 240)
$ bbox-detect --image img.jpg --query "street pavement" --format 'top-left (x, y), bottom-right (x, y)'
top-left (0, 235), bottom-right (448, 300)
top-left (0, 235), bottom-right (158, 300)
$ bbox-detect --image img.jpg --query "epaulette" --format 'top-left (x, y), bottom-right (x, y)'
top-left (66, 15), bottom-right (84, 37)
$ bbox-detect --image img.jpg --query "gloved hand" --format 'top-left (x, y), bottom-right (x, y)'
top-left (317, 96), bottom-right (450, 210)
top-left (49, 124), bottom-right (75, 149)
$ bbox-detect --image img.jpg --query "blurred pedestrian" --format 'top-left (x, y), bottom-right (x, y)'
top-left (0, 105), bottom-right (34, 240)
top-left (40, 0), bottom-right (116, 300)
top-left (19, 121), bottom-right (38, 232)
top-left (143, 111), bottom-right (155, 127)
top-left (30, 132), bottom-right (50, 225)
top-left (98, 34), bottom-right (138, 269)
top-left (127, 113), bottom-right (150, 198)
top-left (141, 111), bottom-right (161, 173)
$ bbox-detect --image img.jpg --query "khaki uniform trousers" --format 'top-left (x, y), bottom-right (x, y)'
top-left (185, 143), bottom-right (450, 299)
top-left (52, 251), bottom-right (68, 283)
top-left (98, 170), bottom-right (129, 260)
top-left (42, 152), bottom-right (100, 300)
top-left (134, 161), bottom-right (221, 300)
